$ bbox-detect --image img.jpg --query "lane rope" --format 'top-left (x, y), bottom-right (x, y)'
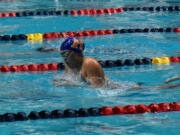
top-left (0, 27), bottom-right (180, 42)
top-left (0, 6), bottom-right (180, 18)
top-left (1, 56), bottom-right (180, 72)
top-left (0, 101), bottom-right (179, 123)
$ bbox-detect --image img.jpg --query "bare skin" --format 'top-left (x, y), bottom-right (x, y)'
top-left (53, 50), bottom-right (106, 88)
top-left (163, 76), bottom-right (180, 84)
top-left (129, 83), bottom-right (180, 90)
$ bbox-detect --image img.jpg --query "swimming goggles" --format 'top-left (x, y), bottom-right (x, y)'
top-left (61, 52), bottom-right (71, 57)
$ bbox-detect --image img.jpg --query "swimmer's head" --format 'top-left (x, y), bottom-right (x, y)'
top-left (60, 37), bottom-right (85, 53)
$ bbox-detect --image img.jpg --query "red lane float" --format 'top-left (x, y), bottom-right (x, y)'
top-left (170, 56), bottom-right (180, 62)
top-left (77, 10), bottom-right (84, 15)
top-left (117, 8), bottom-right (124, 12)
top-left (1, 12), bottom-right (8, 17)
top-left (0, 63), bottom-right (58, 72)
top-left (38, 63), bottom-right (49, 71)
top-left (97, 9), bottom-right (104, 14)
top-left (43, 33), bottom-right (52, 39)
top-left (148, 103), bottom-right (160, 113)
top-left (51, 32), bottom-right (60, 38)
top-left (98, 30), bottom-right (105, 35)
top-left (90, 30), bottom-right (98, 36)
top-left (89, 9), bottom-right (97, 15)
top-left (100, 106), bottom-right (113, 115)
top-left (110, 8), bottom-right (117, 13)
top-left (170, 102), bottom-right (180, 111)
top-left (113, 106), bottom-right (124, 114)
top-left (70, 10), bottom-right (77, 15)
top-left (75, 31), bottom-right (83, 37)
top-left (59, 32), bottom-right (67, 38)
top-left (9, 12), bottom-right (16, 17)
top-left (173, 27), bottom-right (180, 32)
top-left (159, 103), bottom-right (170, 112)
top-left (105, 30), bottom-right (113, 34)
top-left (83, 31), bottom-right (91, 36)
top-left (100, 102), bottom-right (180, 116)
top-left (123, 105), bottom-right (136, 114)
top-left (83, 9), bottom-right (90, 15)
top-left (136, 104), bottom-right (150, 113)
top-left (9, 65), bottom-right (19, 72)
top-left (104, 8), bottom-right (111, 14)
top-left (66, 31), bottom-right (75, 37)
top-left (1, 65), bottom-right (10, 72)
top-left (48, 63), bottom-right (58, 70)
top-left (19, 65), bottom-right (29, 71)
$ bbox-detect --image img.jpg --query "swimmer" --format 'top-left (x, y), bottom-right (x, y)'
top-left (1, 36), bottom-right (180, 89)
top-left (52, 37), bottom-right (180, 89)
top-left (53, 37), bottom-right (107, 88)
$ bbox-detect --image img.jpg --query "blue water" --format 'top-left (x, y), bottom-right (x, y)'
top-left (0, 0), bottom-right (180, 135)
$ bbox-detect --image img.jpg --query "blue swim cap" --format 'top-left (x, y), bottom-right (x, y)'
top-left (60, 37), bottom-right (85, 53)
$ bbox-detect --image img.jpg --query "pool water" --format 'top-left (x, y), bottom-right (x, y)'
top-left (0, 0), bottom-right (180, 135)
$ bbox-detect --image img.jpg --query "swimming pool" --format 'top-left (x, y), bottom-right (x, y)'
top-left (0, 0), bottom-right (180, 134)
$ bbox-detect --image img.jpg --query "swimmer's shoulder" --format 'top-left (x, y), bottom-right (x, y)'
top-left (83, 57), bottom-right (101, 66)
top-left (82, 57), bottom-right (104, 76)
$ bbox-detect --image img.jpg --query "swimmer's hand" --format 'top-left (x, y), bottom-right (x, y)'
top-left (52, 80), bottom-right (81, 87)
top-left (53, 82), bottom-right (80, 87)
top-left (88, 85), bottom-right (102, 88)
top-left (53, 82), bottom-right (72, 87)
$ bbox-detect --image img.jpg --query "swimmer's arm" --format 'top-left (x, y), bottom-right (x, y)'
top-left (163, 76), bottom-right (180, 83)
top-left (88, 77), bottom-right (104, 88)
top-left (53, 82), bottom-right (73, 87)
top-left (128, 83), bottom-right (180, 90)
